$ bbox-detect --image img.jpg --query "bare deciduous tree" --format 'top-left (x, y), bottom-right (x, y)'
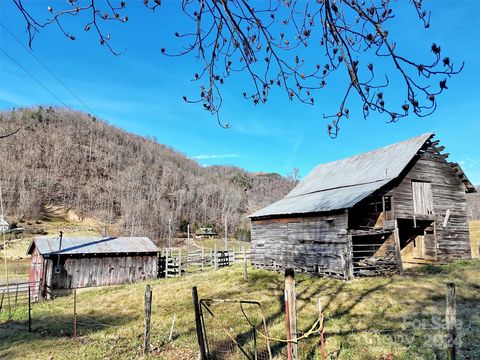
top-left (0, 107), bottom-right (295, 244)
top-left (13, 0), bottom-right (463, 136)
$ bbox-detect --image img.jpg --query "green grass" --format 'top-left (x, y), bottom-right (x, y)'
top-left (1, 260), bottom-right (479, 360)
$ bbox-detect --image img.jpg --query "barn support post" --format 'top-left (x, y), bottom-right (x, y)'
top-left (345, 235), bottom-right (354, 280)
top-left (192, 286), bottom-right (207, 360)
top-left (446, 283), bottom-right (457, 360)
top-left (284, 268), bottom-right (298, 360)
top-left (144, 284), bottom-right (152, 355)
top-left (393, 219), bottom-right (404, 274)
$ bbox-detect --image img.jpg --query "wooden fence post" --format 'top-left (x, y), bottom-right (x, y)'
top-left (214, 244), bottom-right (217, 270)
top-left (28, 285), bottom-right (32, 332)
top-left (178, 249), bottom-right (182, 277)
top-left (192, 286), bottom-right (207, 360)
top-left (243, 247), bottom-right (248, 280)
top-left (446, 282), bottom-right (456, 360)
top-left (284, 268), bottom-right (298, 360)
top-left (201, 245), bottom-right (204, 271)
top-left (165, 249), bottom-right (169, 279)
top-left (144, 285), bottom-right (152, 355)
top-left (73, 288), bottom-right (77, 338)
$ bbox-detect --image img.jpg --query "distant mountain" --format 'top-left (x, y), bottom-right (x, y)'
top-left (0, 107), bottom-right (295, 243)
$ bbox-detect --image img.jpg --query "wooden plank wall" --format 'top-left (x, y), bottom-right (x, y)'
top-left (251, 213), bottom-right (348, 277)
top-left (50, 254), bottom-right (158, 290)
top-left (388, 145), bottom-right (471, 262)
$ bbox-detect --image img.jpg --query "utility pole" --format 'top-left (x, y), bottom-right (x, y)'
top-left (0, 186), bottom-right (11, 320)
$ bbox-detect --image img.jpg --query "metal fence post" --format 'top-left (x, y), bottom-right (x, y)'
top-left (192, 286), bottom-right (207, 360)
top-left (28, 284), bottom-right (32, 332)
top-left (73, 288), bottom-right (77, 338)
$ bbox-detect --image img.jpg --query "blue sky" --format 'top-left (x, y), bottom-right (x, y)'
top-left (0, 1), bottom-right (479, 183)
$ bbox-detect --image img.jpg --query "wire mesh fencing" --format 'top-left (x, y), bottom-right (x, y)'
top-left (198, 298), bottom-right (273, 360)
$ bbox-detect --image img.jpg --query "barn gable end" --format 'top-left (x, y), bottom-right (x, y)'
top-left (250, 133), bottom-right (475, 279)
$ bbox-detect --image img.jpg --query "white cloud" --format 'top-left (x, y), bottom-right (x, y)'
top-left (192, 154), bottom-right (239, 160)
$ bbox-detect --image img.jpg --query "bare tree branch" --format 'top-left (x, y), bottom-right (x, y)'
top-left (13, 0), bottom-right (463, 137)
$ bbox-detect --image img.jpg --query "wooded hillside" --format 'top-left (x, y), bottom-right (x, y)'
top-left (0, 107), bottom-right (294, 244)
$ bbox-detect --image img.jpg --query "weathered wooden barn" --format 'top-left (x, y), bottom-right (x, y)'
top-left (27, 235), bottom-right (159, 299)
top-left (249, 133), bottom-right (476, 279)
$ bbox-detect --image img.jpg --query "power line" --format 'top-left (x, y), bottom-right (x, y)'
top-left (0, 22), bottom-right (99, 118)
top-left (0, 47), bottom-right (70, 107)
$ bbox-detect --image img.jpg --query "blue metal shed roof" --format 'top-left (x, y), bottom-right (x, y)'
top-left (249, 133), bottom-right (434, 218)
top-left (27, 236), bottom-right (159, 255)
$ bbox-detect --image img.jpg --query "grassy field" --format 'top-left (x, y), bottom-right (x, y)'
top-left (1, 259), bottom-right (479, 360)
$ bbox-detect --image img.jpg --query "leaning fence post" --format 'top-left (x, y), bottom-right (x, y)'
top-left (192, 286), bottom-right (207, 360)
top-left (243, 247), bottom-right (248, 280)
top-left (446, 282), bottom-right (456, 360)
top-left (284, 268), bottom-right (298, 360)
top-left (169, 313), bottom-right (177, 342)
top-left (144, 284), bottom-right (152, 355)
top-left (73, 288), bottom-right (77, 338)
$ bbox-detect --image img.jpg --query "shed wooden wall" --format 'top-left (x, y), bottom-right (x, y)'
top-left (251, 212), bottom-right (349, 278)
top-left (47, 254), bottom-right (158, 290)
top-left (387, 145), bottom-right (471, 262)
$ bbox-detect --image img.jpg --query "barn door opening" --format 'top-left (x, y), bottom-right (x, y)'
top-left (397, 219), bottom-right (436, 264)
top-left (412, 181), bottom-right (434, 215)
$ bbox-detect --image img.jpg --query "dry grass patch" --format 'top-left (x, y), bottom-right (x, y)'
top-left (1, 260), bottom-right (479, 359)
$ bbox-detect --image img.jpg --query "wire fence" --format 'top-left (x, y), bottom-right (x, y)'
top-left (1, 268), bottom-right (479, 360)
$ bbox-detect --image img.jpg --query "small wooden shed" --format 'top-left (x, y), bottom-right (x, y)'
top-left (27, 236), bottom-right (159, 299)
top-left (249, 133), bottom-right (476, 279)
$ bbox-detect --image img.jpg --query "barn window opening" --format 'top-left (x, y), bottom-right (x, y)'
top-left (412, 180), bottom-right (434, 215)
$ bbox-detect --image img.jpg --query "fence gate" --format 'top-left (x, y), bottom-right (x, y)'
top-left (196, 297), bottom-right (272, 360)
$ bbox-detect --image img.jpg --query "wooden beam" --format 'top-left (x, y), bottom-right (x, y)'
top-left (393, 219), bottom-right (404, 275)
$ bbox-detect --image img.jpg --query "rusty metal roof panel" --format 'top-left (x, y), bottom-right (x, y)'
top-left (250, 133), bottom-right (434, 218)
top-left (29, 236), bottom-right (159, 255)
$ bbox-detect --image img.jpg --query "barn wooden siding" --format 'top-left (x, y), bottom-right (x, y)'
top-left (45, 253), bottom-right (158, 291)
top-left (251, 212), bottom-right (349, 278)
top-left (28, 247), bottom-right (45, 300)
top-left (387, 144), bottom-right (471, 262)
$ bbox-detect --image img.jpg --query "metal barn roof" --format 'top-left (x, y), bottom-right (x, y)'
top-left (249, 133), bottom-right (435, 218)
top-left (27, 236), bottom-right (159, 256)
